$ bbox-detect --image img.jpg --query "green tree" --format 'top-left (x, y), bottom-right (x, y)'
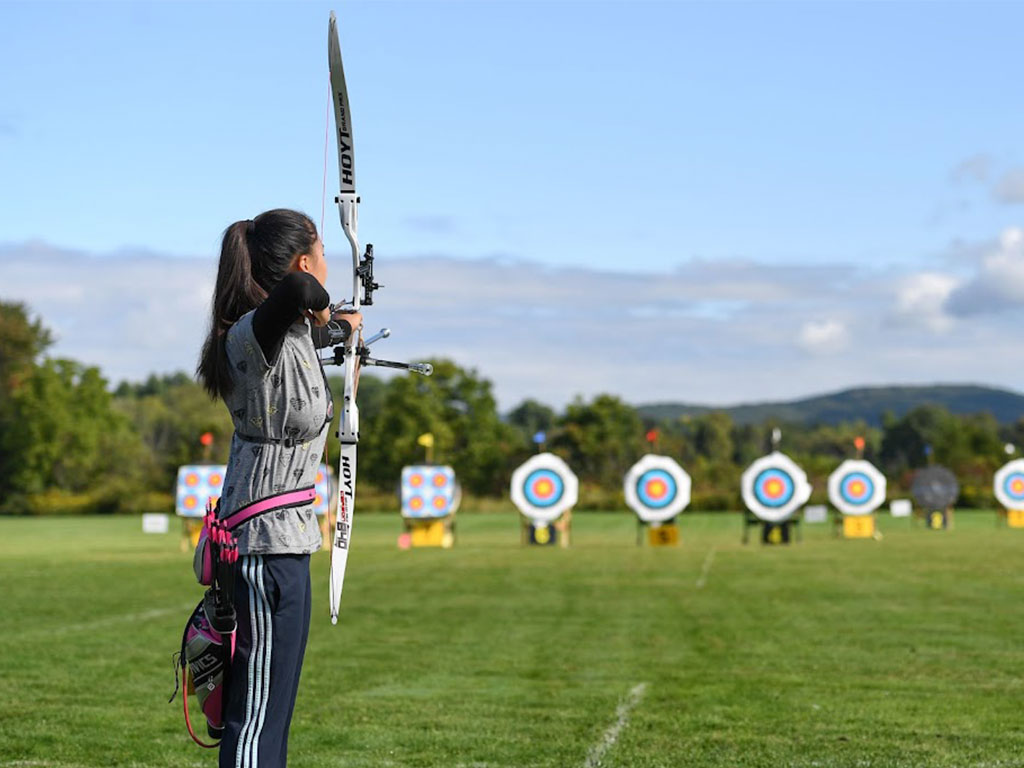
top-left (114, 374), bottom-right (234, 491)
top-left (506, 398), bottom-right (556, 445)
top-left (358, 360), bottom-right (518, 496)
top-left (0, 301), bottom-right (53, 398)
top-left (0, 358), bottom-right (144, 510)
top-left (551, 394), bottom-right (643, 487)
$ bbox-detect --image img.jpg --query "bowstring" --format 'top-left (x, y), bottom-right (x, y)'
top-left (320, 80), bottom-right (331, 241)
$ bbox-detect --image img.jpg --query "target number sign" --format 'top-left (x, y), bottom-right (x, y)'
top-left (741, 451), bottom-right (812, 523)
top-left (828, 459), bottom-right (887, 517)
top-left (510, 453), bottom-right (579, 524)
top-left (994, 459), bottom-right (1024, 512)
top-left (401, 465), bottom-right (460, 519)
top-left (623, 455), bottom-right (691, 523)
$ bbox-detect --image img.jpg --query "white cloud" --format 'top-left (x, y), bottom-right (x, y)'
top-left (3, 239), bottom-right (1024, 409)
top-left (995, 170), bottom-right (1024, 204)
top-left (946, 227), bottom-right (1024, 315)
top-left (951, 154), bottom-right (991, 184)
top-left (889, 272), bottom-right (959, 332)
top-left (797, 319), bottom-right (848, 355)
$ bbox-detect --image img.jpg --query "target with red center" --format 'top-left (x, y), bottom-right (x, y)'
top-left (741, 452), bottom-right (812, 523)
top-left (524, 469), bottom-right (564, 507)
top-left (175, 465), bottom-right (224, 518)
top-left (828, 460), bottom-right (886, 516)
top-left (511, 453), bottom-right (578, 524)
top-left (624, 455), bottom-right (691, 523)
top-left (995, 459), bottom-right (1024, 510)
top-left (401, 465), bottom-right (460, 519)
top-left (311, 463), bottom-right (330, 516)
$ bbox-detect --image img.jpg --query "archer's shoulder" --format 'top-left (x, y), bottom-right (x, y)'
top-left (224, 310), bottom-right (265, 366)
top-left (225, 311), bottom-right (257, 346)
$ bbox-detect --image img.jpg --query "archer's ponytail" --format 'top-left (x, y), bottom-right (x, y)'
top-left (197, 209), bottom-right (318, 398)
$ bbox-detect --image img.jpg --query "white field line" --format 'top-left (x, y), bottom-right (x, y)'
top-left (582, 682), bottom-right (648, 768)
top-left (695, 546), bottom-right (717, 589)
top-left (28, 602), bottom-right (196, 639)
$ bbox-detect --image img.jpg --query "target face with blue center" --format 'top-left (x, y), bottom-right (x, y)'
top-left (624, 455), bottom-right (691, 523)
top-left (994, 459), bottom-right (1024, 511)
top-left (401, 465), bottom-right (460, 519)
top-left (511, 453), bottom-right (579, 524)
top-left (741, 452), bottom-right (812, 523)
top-left (828, 460), bottom-right (886, 516)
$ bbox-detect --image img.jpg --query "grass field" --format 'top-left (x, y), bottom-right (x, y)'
top-left (2, 511), bottom-right (1024, 768)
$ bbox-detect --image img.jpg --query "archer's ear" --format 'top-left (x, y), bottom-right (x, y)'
top-left (295, 254), bottom-right (311, 273)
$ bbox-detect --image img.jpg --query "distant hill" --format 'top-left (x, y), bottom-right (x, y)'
top-left (637, 385), bottom-right (1024, 426)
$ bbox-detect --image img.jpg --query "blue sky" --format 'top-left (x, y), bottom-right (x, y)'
top-left (2, 2), bottom-right (1023, 407)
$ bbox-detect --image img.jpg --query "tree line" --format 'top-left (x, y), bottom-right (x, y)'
top-left (1, 301), bottom-right (1020, 514)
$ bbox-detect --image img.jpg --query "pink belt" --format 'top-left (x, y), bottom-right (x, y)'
top-left (220, 486), bottom-right (317, 530)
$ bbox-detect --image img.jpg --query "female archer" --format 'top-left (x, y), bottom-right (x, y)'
top-left (197, 208), bottom-right (360, 768)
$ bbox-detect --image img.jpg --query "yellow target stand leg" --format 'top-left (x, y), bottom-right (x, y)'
top-left (925, 508), bottom-right (952, 530)
top-left (1007, 509), bottom-right (1024, 528)
top-left (320, 509), bottom-right (332, 551)
top-left (841, 514), bottom-right (878, 540)
top-left (407, 516), bottom-right (455, 548)
top-left (180, 518), bottom-right (203, 553)
top-left (643, 519), bottom-right (680, 547)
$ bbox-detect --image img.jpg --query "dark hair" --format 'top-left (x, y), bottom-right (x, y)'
top-left (197, 209), bottom-right (318, 399)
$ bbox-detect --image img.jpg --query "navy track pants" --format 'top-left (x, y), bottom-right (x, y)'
top-left (219, 554), bottom-right (311, 768)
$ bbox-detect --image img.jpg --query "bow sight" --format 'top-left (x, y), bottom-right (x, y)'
top-left (357, 244), bottom-right (379, 306)
top-left (321, 244), bottom-right (433, 377)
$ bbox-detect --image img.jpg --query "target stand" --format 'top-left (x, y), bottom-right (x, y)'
top-left (511, 453), bottom-right (578, 548)
top-left (742, 512), bottom-right (801, 545)
top-left (828, 460), bottom-right (886, 540)
top-left (919, 508), bottom-right (953, 530)
top-left (911, 466), bottom-right (959, 531)
top-left (399, 465), bottom-right (460, 549)
top-left (740, 452), bottom-right (812, 546)
top-left (624, 455), bottom-right (691, 547)
top-left (995, 460), bottom-right (1024, 529)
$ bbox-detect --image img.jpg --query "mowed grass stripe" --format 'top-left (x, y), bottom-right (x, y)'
top-left (1, 512), bottom-right (1023, 767)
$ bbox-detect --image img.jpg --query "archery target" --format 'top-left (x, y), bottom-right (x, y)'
top-left (312, 464), bottom-right (331, 516)
top-left (510, 453), bottom-right (578, 524)
top-left (995, 459), bottom-right (1024, 511)
top-left (623, 455), bottom-right (691, 523)
top-left (401, 465), bottom-right (460, 519)
top-left (175, 465), bottom-right (225, 518)
top-left (828, 459), bottom-right (887, 516)
top-left (177, 463), bottom-right (330, 517)
top-left (741, 451), bottom-right (812, 523)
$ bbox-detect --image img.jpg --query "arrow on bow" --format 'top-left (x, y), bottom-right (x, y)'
top-left (324, 11), bottom-right (432, 625)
